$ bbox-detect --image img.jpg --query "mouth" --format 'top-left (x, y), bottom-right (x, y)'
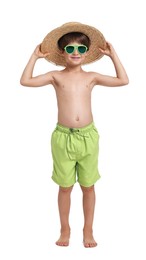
top-left (70, 56), bottom-right (81, 60)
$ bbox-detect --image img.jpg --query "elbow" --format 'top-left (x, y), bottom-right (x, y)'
top-left (123, 78), bottom-right (129, 86)
top-left (20, 78), bottom-right (26, 86)
top-left (119, 77), bottom-right (129, 86)
top-left (124, 77), bottom-right (129, 85)
top-left (20, 81), bottom-right (25, 86)
top-left (123, 74), bottom-right (129, 85)
top-left (20, 78), bottom-right (29, 87)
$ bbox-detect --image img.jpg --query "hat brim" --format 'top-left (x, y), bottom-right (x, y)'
top-left (41, 22), bottom-right (106, 66)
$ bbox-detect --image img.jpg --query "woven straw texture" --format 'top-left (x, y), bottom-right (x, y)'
top-left (41, 22), bottom-right (106, 66)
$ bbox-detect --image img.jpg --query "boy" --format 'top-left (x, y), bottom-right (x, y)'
top-left (20, 22), bottom-right (129, 248)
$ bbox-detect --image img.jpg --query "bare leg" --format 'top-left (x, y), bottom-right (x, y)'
top-left (56, 186), bottom-right (73, 246)
top-left (81, 185), bottom-right (97, 248)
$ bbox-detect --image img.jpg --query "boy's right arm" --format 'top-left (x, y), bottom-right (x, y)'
top-left (20, 44), bottom-right (54, 87)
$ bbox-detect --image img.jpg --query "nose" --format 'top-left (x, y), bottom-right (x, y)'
top-left (73, 48), bottom-right (79, 55)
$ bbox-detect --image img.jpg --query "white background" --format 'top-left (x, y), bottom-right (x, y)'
top-left (0, 0), bottom-right (146, 259)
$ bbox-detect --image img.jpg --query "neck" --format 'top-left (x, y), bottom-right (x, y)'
top-left (65, 65), bottom-right (83, 73)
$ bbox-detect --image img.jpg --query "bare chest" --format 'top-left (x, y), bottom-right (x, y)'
top-left (53, 74), bottom-right (92, 94)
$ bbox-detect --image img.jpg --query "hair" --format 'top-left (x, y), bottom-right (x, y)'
top-left (58, 32), bottom-right (90, 51)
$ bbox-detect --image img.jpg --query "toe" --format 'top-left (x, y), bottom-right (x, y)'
top-left (56, 240), bottom-right (69, 247)
top-left (83, 242), bottom-right (89, 248)
top-left (83, 241), bottom-right (97, 248)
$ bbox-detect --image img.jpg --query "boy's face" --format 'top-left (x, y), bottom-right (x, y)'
top-left (62, 42), bottom-right (88, 66)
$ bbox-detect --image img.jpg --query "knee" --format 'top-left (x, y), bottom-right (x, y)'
top-left (59, 185), bottom-right (73, 193)
top-left (80, 185), bottom-right (94, 194)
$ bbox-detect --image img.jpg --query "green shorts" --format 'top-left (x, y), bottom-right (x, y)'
top-left (51, 122), bottom-right (100, 187)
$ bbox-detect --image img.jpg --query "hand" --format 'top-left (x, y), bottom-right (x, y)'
top-left (99, 42), bottom-right (116, 57)
top-left (33, 44), bottom-right (50, 58)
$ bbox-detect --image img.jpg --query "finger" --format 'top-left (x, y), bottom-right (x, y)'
top-left (98, 48), bottom-right (105, 53)
top-left (106, 42), bottom-right (112, 49)
top-left (36, 44), bottom-right (42, 51)
top-left (43, 52), bottom-right (50, 57)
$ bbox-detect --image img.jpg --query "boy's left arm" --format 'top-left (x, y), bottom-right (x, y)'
top-left (93, 42), bottom-right (129, 87)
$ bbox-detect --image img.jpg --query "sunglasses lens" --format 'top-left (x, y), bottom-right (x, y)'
top-left (65, 46), bottom-right (74, 54)
top-left (78, 46), bottom-right (87, 54)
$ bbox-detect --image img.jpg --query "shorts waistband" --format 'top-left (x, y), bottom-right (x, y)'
top-left (56, 122), bottom-right (95, 134)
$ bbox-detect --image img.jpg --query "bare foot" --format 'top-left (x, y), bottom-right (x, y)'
top-left (83, 230), bottom-right (97, 248)
top-left (56, 230), bottom-right (70, 246)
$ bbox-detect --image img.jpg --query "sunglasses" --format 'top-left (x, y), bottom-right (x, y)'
top-left (64, 45), bottom-right (88, 54)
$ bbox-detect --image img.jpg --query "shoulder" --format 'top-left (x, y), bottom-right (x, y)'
top-left (49, 69), bottom-right (65, 77)
top-left (84, 71), bottom-right (101, 83)
top-left (45, 70), bottom-right (61, 81)
top-left (47, 70), bottom-right (59, 76)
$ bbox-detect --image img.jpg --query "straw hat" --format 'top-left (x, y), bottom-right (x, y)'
top-left (41, 22), bottom-right (106, 66)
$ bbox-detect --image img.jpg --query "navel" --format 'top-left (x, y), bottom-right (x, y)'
top-left (76, 116), bottom-right (79, 121)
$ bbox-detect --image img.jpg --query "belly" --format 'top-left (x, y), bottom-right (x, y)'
top-left (57, 102), bottom-right (93, 128)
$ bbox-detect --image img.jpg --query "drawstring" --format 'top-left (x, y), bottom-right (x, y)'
top-left (69, 128), bottom-right (89, 138)
top-left (55, 123), bottom-right (96, 160)
top-left (66, 130), bottom-right (89, 160)
top-left (55, 125), bottom-right (95, 160)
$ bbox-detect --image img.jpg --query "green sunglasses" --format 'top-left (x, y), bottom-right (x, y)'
top-left (64, 45), bottom-right (88, 54)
